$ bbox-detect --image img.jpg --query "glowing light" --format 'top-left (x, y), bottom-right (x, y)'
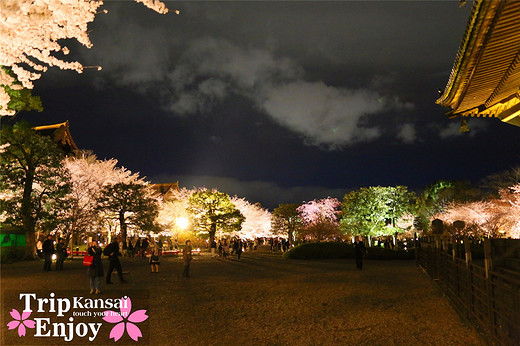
top-left (176, 217), bottom-right (189, 230)
top-left (52, 254), bottom-right (57, 261)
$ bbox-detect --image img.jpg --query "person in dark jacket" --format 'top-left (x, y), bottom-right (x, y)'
top-left (42, 235), bottom-right (55, 272)
top-left (236, 239), bottom-right (243, 260)
top-left (88, 240), bottom-right (104, 294)
top-left (182, 240), bottom-right (193, 278)
top-left (105, 237), bottom-right (127, 284)
top-left (353, 236), bottom-right (367, 270)
top-left (55, 238), bottom-right (67, 271)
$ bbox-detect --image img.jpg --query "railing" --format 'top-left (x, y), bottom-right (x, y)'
top-left (419, 243), bottom-right (520, 345)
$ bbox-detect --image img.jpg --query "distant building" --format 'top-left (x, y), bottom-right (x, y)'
top-left (437, 0), bottom-right (520, 127)
top-left (33, 121), bottom-right (80, 155)
top-left (151, 182), bottom-right (180, 201)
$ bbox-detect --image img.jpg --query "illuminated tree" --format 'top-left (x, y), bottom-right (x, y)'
top-left (187, 190), bottom-right (244, 246)
top-left (59, 152), bottom-right (143, 247)
top-left (96, 182), bottom-right (158, 248)
top-left (500, 184), bottom-right (520, 238)
top-left (272, 203), bottom-right (302, 244)
top-left (156, 188), bottom-right (194, 239)
top-left (340, 186), bottom-right (415, 246)
top-left (0, 0), bottom-right (171, 115)
top-left (230, 197), bottom-right (273, 239)
top-left (296, 197), bottom-right (341, 241)
top-left (0, 122), bottom-right (71, 258)
top-left (414, 180), bottom-right (480, 232)
top-left (0, 67), bottom-right (42, 116)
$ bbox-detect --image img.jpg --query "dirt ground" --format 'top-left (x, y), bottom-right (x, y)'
top-left (1, 249), bottom-right (485, 346)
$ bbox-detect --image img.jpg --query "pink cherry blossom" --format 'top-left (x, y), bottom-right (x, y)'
top-left (103, 297), bottom-right (148, 342)
top-left (6, 309), bottom-right (35, 337)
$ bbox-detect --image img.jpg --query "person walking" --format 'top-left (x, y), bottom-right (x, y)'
top-left (149, 241), bottom-right (161, 273)
top-left (87, 240), bottom-right (104, 294)
top-left (182, 240), bottom-right (193, 278)
top-left (210, 239), bottom-right (217, 258)
top-left (55, 238), bottom-right (67, 271)
top-left (141, 236), bottom-right (149, 258)
top-left (353, 236), bottom-right (367, 270)
top-left (105, 237), bottom-right (127, 284)
top-left (42, 235), bottom-right (55, 272)
top-left (236, 238), bottom-right (243, 260)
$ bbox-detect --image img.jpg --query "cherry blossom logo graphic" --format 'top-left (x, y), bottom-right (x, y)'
top-left (6, 309), bottom-right (35, 337)
top-left (103, 296), bottom-right (148, 342)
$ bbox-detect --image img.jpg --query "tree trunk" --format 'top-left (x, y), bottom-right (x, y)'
top-left (119, 211), bottom-right (128, 249)
top-left (208, 222), bottom-right (217, 248)
top-left (21, 170), bottom-right (36, 259)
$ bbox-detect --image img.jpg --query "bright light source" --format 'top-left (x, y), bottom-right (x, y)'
top-left (52, 254), bottom-right (57, 261)
top-left (176, 217), bottom-right (189, 230)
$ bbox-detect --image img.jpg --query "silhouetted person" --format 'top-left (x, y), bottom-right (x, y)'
top-left (353, 236), bottom-right (367, 270)
top-left (105, 237), bottom-right (126, 284)
top-left (42, 235), bottom-right (55, 271)
top-left (182, 240), bottom-right (193, 277)
top-left (55, 238), bottom-right (67, 270)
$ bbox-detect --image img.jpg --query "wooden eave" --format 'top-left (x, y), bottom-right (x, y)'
top-left (33, 120), bottom-right (80, 155)
top-left (151, 182), bottom-right (180, 201)
top-left (436, 0), bottom-right (520, 127)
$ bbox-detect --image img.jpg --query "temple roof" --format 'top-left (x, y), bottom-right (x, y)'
top-left (151, 182), bottom-right (180, 201)
top-left (33, 121), bottom-right (80, 155)
top-left (436, 0), bottom-right (520, 127)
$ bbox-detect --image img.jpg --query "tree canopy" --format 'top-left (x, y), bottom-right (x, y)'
top-left (187, 190), bottom-right (244, 246)
top-left (0, 121), bottom-right (71, 258)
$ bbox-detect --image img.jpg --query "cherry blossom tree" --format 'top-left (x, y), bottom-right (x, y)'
top-left (0, 0), bottom-right (172, 115)
top-left (497, 184), bottom-right (520, 238)
top-left (59, 152), bottom-right (144, 249)
top-left (230, 197), bottom-right (273, 239)
top-left (297, 197), bottom-right (341, 241)
top-left (434, 200), bottom-right (503, 238)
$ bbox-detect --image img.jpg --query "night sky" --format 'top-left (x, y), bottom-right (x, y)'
top-left (19, 1), bottom-right (520, 209)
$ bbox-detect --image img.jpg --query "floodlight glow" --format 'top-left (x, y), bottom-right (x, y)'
top-left (176, 217), bottom-right (189, 230)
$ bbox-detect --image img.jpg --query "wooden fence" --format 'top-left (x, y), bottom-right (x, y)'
top-left (418, 238), bottom-right (520, 345)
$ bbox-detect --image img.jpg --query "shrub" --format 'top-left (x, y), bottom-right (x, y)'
top-left (285, 242), bottom-right (415, 260)
top-left (0, 246), bottom-right (26, 263)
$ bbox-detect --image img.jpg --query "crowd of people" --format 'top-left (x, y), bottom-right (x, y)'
top-left (38, 234), bottom-right (312, 295)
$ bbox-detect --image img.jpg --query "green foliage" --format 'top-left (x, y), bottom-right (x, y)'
top-left (414, 180), bottom-right (481, 231)
top-left (187, 190), bottom-right (244, 240)
top-left (1, 66), bottom-right (43, 114)
top-left (284, 242), bottom-right (415, 260)
top-left (96, 182), bottom-right (159, 245)
top-left (0, 122), bottom-right (71, 258)
top-left (340, 186), bottom-right (415, 238)
top-left (272, 203), bottom-right (302, 242)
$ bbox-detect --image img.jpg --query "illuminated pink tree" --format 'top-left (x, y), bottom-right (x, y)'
top-left (297, 197), bottom-right (341, 241)
top-left (434, 200), bottom-right (503, 238)
top-left (231, 197), bottom-right (273, 239)
top-left (60, 152), bottom-right (146, 246)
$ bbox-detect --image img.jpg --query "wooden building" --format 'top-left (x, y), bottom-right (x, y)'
top-left (151, 182), bottom-right (180, 201)
top-left (437, 0), bottom-right (520, 127)
top-left (34, 120), bottom-right (80, 155)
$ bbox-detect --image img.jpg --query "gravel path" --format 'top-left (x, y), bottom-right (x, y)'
top-left (1, 250), bottom-right (484, 345)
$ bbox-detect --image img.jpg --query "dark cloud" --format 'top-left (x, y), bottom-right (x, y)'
top-left (21, 1), bottom-right (520, 207)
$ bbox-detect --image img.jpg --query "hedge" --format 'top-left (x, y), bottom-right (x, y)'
top-left (284, 242), bottom-right (415, 260)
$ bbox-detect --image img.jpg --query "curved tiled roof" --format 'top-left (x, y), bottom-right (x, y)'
top-left (33, 120), bottom-right (80, 154)
top-left (437, 0), bottom-right (520, 126)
